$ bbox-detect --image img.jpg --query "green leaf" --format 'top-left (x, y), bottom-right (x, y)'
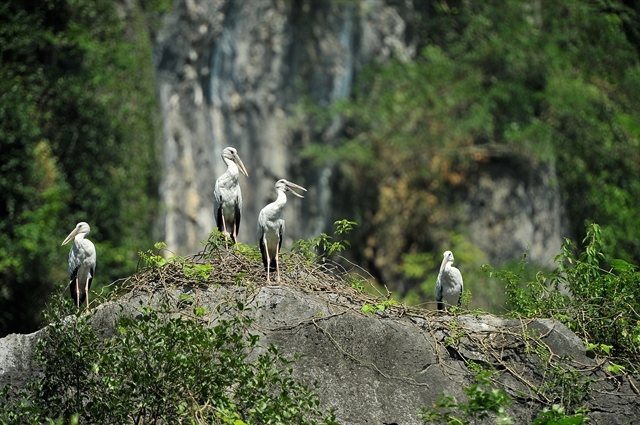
top-left (611, 259), bottom-right (635, 272)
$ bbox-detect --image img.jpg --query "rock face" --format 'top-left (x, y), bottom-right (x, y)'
top-left (459, 154), bottom-right (569, 266)
top-left (1, 284), bottom-right (638, 424)
top-left (154, 0), bottom-right (416, 253)
top-left (153, 0), bottom-right (568, 269)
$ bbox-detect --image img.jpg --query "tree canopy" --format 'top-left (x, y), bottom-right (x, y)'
top-left (0, 0), bottom-right (162, 336)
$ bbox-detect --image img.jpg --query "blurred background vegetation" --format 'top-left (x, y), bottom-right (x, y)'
top-left (1, 0), bottom-right (640, 336)
top-left (0, 0), bottom-right (168, 336)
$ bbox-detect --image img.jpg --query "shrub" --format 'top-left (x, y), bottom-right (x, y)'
top-left (484, 223), bottom-right (640, 371)
top-left (0, 298), bottom-right (337, 424)
top-left (419, 371), bottom-right (587, 425)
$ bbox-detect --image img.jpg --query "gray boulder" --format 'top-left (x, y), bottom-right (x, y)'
top-left (1, 279), bottom-right (638, 424)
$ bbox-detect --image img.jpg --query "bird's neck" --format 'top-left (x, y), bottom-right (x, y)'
top-left (440, 260), bottom-right (452, 273)
top-left (273, 190), bottom-right (288, 209)
top-left (224, 158), bottom-right (239, 178)
top-left (75, 233), bottom-right (86, 245)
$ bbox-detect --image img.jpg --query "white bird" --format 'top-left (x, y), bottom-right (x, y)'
top-left (214, 147), bottom-right (249, 244)
top-left (257, 179), bottom-right (307, 283)
top-left (61, 222), bottom-right (96, 309)
top-left (436, 250), bottom-right (463, 311)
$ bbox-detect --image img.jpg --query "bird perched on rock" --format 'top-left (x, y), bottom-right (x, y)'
top-left (214, 147), bottom-right (249, 244)
top-left (62, 222), bottom-right (96, 309)
top-left (436, 250), bottom-right (463, 311)
top-left (257, 179), bottom-right (306, 283)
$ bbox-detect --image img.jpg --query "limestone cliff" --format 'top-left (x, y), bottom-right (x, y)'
top-left (155, 0), bottom-right (412, 252)
top-left (153, 0), bottom-right (568, 272)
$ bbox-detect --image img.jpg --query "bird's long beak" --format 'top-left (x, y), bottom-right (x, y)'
top-left (439, 256), bottom-right (448, 273)
top-left (62, 228), bottom-right (78, 246)
top-left (234, 153), bottom-right (249, 177)
top-left (287, 182), bottom-right (307, 198)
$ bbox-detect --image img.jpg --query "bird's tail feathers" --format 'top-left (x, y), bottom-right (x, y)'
top-left (261, 254), bottom-right (277, 272)
top-left (268, 258), bottom-right (277, 273)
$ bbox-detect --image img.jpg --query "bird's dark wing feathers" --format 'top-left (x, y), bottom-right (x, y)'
top-left (89, 265), bottom-right (95, 291)
top-left (215, 198), bottom-right (224, 234)
top-left (259, 235), bottom-right (268, 270)
top-left (436, 277), bottom-right (444, 311)
top-left (70, 265), bottom-right (78, 283)
top-left (234, 202), bottom-right (241, 243)
top-left (69, 265), bottom-right (96, 307)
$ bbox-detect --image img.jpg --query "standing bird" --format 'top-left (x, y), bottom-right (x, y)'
top-left (214, 147), bottom-right (249, 244)
top-left (61, 222), bottom-right (96, 309)
top-left (436, 250), bottom-right (464, 311)
top-left (257, 179), bottom-right (307, 283)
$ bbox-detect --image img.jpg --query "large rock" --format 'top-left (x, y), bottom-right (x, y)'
top-left (1, 283), bottom-right (637, 424)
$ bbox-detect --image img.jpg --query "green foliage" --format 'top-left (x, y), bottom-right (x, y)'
top-left (292, 220), bottom-right (357, 261)
top-left (0, 0), bottom-right (160, 336)
top-left (532, 405), bottom-right (588, 425)
top-left (442, 319), bottom-right (465, 347)
top-left (0, 298), bottom-right (338, 424)
top-left (419, 372), bottom-right (587, 425)
top-left (606, 362), bottom-right (626, 375)
top-left (138, 241), bottom-right (169, 269)
top-left (481, 252), bottom-right (569, 319)
top-left (418, 372), bottom-right (515, 425)
top-left (537, 361), bottom-right (591, 411)
top-left (361, 299), bottom-right (397, 315)
top-left (348, 277), bottom-right (365, 292)
top-left (183, 263), bottom-right (214, 281)
top-left (487, 223), bottom-right (640, 370)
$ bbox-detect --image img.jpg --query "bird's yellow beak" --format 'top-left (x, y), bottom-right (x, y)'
top-left (62, 228), bottom-right (78, 246)
top-left (234, 153), bottom-right (249, 177)
top-left (287, 182), bottom-right (307, 198)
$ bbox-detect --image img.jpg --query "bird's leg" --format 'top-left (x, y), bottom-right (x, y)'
top-left (75, 278), bottom-right (80, 308)
top-left (85, 276), bottom-right (90, 310)
top-left (221, 216), bottom-right (229, 247)
top-left (275, 243), bottom-right (281, 283)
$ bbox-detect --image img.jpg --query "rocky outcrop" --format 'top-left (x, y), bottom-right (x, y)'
top-left (1, 284), bottom-right (637, 424)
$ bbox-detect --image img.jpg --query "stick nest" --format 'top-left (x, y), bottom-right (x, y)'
top-left (114, 236), bottom-right (425, 318)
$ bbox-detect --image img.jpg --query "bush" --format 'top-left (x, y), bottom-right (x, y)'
top-left (484, 223), bottom-right (640, 371)
top-left (419, 371), bottom-right (587, 425)
top-left (0, 297), bottom-right (337, 424)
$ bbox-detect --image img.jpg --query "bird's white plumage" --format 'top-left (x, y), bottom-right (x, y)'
top-left (214, 147), bottom-right (248, 243)
top-left (257, 179), bottom-right (306, 282)
top-left (62, 222), bottom-right (96, 308)
top-left (436, 250), bottom-right (463, 311)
